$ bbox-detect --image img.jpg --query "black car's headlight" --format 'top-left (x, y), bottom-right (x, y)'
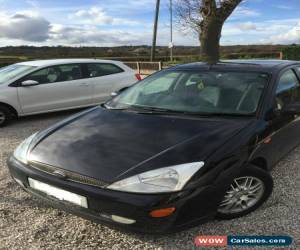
top-left (13, 133), bottom-right (38, 164)
top-left (106, 162), bottom-right (205, 193)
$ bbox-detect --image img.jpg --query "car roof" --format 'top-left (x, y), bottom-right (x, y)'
top-left (16, 58), bottom-right (122, 67)
top-left (173, 59), bottom-right (300, 72)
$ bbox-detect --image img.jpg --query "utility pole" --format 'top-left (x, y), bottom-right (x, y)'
top-left (151, 0), bottom-right (160, 62)
top-left (169, 0), bottom-right (173, 62)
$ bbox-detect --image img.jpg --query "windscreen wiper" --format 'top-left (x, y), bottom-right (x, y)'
top-left (199, 112), bottom-right (254, 117)
top-left (103, 104), bottom-right (253, 117)
top-left (132, 107), bottom-right (254, 117)
top-left (102, 103), bottom-right (128, 110)
top-left (129, 105), bottom-right (187, 114)
top-left (102, 104), bottom-right (174, 114)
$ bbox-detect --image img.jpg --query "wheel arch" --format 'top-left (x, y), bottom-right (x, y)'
top-left (249, 157), bottom-right (268, 171)
top-left (0, 102), bottom-right (18, 117)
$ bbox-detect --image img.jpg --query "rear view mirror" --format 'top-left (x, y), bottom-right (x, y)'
top-left (281, 102), bottom-right (300, 115)
top-left (21, 80), bottom-right (39, 87)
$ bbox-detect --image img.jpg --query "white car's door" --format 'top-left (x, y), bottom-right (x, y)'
top-left (17, 64), bottom-right (93, 115)
top-left (85, 63), bottom-right (135, 104)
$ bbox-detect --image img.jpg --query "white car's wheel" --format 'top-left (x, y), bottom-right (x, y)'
top-left (0, 105), bottom-right (13, 127)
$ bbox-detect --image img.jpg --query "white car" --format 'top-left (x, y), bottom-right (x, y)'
top-left (0, 59), bottom-right (140, 126)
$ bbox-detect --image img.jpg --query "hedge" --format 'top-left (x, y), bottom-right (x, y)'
top-left (282, 45), bottom-right (300, 60)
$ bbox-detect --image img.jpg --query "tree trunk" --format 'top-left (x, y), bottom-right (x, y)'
top-left (200, 18), bottom-right (223, 64)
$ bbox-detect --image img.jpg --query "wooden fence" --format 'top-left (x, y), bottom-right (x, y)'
top-left (124, 61), bottom-right (162, 75)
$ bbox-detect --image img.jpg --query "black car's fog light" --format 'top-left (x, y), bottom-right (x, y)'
top-left (111, 215), bottom-right (136, 224)
top-left (99, 213), bottom-right (136, 224)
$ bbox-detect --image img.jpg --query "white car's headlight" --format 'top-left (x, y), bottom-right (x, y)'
top-left (106, 162), bottom-right (205, 193)
top-left (13, 133), bottom-right (38, 164)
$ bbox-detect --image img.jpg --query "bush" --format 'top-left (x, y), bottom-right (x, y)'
top-left (282, 45), bottom-right (300, 60)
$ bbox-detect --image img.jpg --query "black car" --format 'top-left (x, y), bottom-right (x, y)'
top-left (8, 60), bottom-right (300, 233)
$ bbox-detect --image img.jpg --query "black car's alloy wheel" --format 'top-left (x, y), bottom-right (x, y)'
top-left (217, 166), bottom-right (273, 219)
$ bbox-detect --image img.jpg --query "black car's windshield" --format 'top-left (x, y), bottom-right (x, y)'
top-left (106, 70), bottom-right (269, 115)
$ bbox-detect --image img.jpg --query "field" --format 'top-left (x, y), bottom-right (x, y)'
top-left (0, 44), bottom-right (294, 68)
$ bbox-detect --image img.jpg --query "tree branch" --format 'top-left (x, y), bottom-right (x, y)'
top-left (217, 0), bottom-right (243, 20)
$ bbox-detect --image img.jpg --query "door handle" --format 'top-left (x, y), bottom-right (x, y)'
top-left (80, 83), bottom-right (89, 86)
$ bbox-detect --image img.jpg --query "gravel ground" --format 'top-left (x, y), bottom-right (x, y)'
top-left (0, 110), bottom-right (299, 250)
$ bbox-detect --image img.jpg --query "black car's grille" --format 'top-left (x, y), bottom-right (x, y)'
top-left (29, 161), bottom-right (108, 188)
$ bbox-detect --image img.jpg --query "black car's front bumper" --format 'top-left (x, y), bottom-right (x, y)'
top-left (7, 156), bottom-right (219, 233)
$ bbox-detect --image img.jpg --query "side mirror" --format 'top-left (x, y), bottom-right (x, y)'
top-left (110, 91), bottom-right (118, 97)
top-left (21, 80), bottom-right (39, 87)
top-left (110, 87), bottom-right (129, 97)
top-left (281, 102), bottom-right (300, 115)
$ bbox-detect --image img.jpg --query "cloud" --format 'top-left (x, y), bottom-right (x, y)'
top-left (25, 0), bottom-right (39, 8)
top-left (73, 7), bottom-right (114, 25)
top-left (230, 6), bottom-right (260, 20)
top-left (0, 3), bottom-right (300, 47)
top-left (49, 24), bottom-right (150, 46)
top-left (236, 22), bottom-right (257, 31)
top-left (273, 5), bottom-right (293, 10)
top-left (0, 11), bottom-right (50, 42)
top-left (264, 22), bottom-right (300, 44)
top-left (219, 18), bottom-right (300, 45)
top-left (48, 22), bottom-right (198, 47)
top-left (71, 7), bottom-right (139, 26)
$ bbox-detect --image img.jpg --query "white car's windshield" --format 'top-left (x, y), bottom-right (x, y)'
top-left (0, 64), bottom-right (36, 84)
top-left (107, 70), bottom-right (269, 115)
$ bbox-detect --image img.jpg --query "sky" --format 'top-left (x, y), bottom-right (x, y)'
top-left (0, 0), bottom-right (300, 47)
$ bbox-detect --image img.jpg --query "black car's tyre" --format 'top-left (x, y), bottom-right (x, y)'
top-left (216, 165), bottom-right (273, 219)
top-left (0, 105), bottom-right (13, 127)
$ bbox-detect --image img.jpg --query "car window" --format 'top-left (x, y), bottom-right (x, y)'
top-left (87, 63), bottom-right (124, 78)
top-left (108, 70), bottom-right (269, 115)
top-left (142, 72), bottom-right (179, 95)
top-left (276, 69), bottom-right (300, 110)
top-left (0, 64), bottom-right (36, 84)
top-left (24, 64), bottom-right (82, 84)
top-left (177, 73), bottom-right (221, 106)
top-left (296, 66), bottom-right (300, 76)
top-left (58, 64), bottom-right (82, 81)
